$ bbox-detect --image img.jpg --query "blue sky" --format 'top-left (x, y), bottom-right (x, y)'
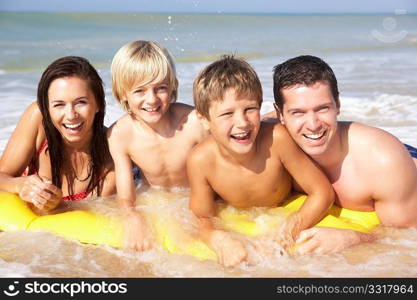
top-left (0, 0), bottom-right (416, 13)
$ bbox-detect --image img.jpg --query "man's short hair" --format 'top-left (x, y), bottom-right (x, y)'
top-left (111, 40), bottom-right (178, 112)
top-left (273, 55), bottom-right (339, 111)
top-left (193, 55), bottom-right (263, 119)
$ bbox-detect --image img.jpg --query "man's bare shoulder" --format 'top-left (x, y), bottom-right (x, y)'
top-left (346, 122), bottom-right (411, 167)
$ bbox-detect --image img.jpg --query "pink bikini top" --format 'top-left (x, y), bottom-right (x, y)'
top-left (25, 141), bottom-right (90, 201)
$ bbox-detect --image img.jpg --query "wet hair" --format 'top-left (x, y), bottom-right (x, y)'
top-left (273, 55), bottom-right (339, 111)
top-left (111, 40), bottom-right (178, 112)
top-left (193, 54), bottom-right (263, 119)
top-left (37, 56), bottom-right (110, 197)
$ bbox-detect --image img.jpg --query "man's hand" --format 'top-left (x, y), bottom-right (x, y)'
top-left (210, 230), bottom-right (247, 267)
top-left (295, 227), bottom-right (376, 255)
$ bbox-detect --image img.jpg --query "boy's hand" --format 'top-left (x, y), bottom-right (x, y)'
top-left (123, 210), bottom-right (154, 251)
top-left (210, 230), bottom-right (247, 267)
top-left (18, 174), bottom-right (62, 211)
top-left (275, 212), bottom-right (302, 253)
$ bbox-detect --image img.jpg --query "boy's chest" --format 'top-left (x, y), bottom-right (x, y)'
top-left (130, 132), bottom-right (198, 176)
top-left (209, 159), bottom-right (292, 208)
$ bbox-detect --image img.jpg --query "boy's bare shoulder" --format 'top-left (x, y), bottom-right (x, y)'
top-left (259, 122), bottom-right (290, 142)
top-left (171, 103), bottom-right (207, 136)
top-left (107, 114), bottom-right (133, 140)
top-left (188, 136), bottom-right (216, 166)
top-left (170, 102), bottom-right (195, 121)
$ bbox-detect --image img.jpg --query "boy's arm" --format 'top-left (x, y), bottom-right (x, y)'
top-left (108, 123), bottom-right (153, 251)
top-left (108, 125), bottom-right (136, 211)
top-left (275, 125), bottom-right (335, 234)
top-left (187, 147), bottom-right (247, 267)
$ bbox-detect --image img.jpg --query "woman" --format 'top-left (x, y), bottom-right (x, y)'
top-left (0, 56), bottom-right (116, 211)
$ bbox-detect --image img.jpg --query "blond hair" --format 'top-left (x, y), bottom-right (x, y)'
top-left (193, 55), bottom-right (263, 119)
top-left (111, 40), bottom-right (178, 112)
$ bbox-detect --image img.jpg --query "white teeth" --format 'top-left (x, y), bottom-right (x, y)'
top-left (64, 123), bottom-right (82, 129)
top-left (232, 132), bottom-right (250, 139)
top-left (304, 132), bottom-right (325, 140)
top-left (143, 107), bottom-right (159, 112)
top-left (234, 133), bottom-right (248, 137)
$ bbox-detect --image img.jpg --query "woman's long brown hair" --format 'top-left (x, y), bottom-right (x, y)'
top-left (37, 56), bottom-right (110, 197)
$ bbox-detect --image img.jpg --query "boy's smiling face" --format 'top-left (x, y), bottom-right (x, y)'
top-left (124, 80), bottom-right (172, 124)
top-left (202, 88), bottom-right (261, 156)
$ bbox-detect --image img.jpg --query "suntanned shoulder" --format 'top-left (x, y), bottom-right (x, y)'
top-left (170, 102), bottom-right (195, 122)
top-left (19, 102), bottom-right (43, 131)
top-left (170, 102), bottom-right (208, 137)
top-left (187, 135), bottom-right (215, 168)
top-left (263, 122), bottom-right (294, 145)
top-left (107, 114), bottom-right (133, 144)
top-left (18, 101), bottom-right (45, 143)
top-left (26, 101), bottom-right (43, 118)
top-left (346, 121), bottom-right (411, 166)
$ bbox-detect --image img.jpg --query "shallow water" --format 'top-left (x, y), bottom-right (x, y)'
top-left (1, 187), bottom-right (416, 278)
top-left (0, 12), bottom-right (416, 278)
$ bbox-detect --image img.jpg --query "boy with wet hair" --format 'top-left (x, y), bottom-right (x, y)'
top-left (108, 41), bottom-right (208, 251)
top-left (188, 55), bottom-right (335, 267)
top-left (273, 55), bottom-right (417, 255)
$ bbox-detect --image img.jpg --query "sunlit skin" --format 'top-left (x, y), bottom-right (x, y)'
top-left (48, 76), bottom-right (98, 149)
top-left (124, 81), bottom-right (171, 128)
top-left (204, 89), bottom-right (261, 161)
top-left (0, 76), bottom-right (115, 212)
top-left (278, 81), bottom-right (417, 255)
top-left (278, 82), bottom-right (340, 158)
top-left (188, 88), bottom-right (334, 267)
top-left (107, 80), bottom-right (209, 251)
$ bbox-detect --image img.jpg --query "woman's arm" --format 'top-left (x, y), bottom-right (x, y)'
top-left (0, 102), bottom-right (61, 211)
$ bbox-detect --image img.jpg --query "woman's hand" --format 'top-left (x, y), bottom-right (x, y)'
top-left (18, 174), bottom-right (62, 211)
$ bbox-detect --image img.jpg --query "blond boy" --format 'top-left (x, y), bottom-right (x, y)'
top-left (108, 41), bottom-right (208, 250)
top-left (188, 55), bottom-right (335, 267)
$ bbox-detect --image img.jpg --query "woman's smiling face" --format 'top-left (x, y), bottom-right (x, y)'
top-left (48, 76), bottom-right (98, 146)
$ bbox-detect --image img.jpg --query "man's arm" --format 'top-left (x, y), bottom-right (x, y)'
top-left (295, 128), bottom-right (417, 255)
top-left (370, 131), bottom-right (417, 227)
top-left (187, 146), bottom-right (247, 267)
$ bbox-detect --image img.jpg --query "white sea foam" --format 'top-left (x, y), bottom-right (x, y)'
top-left (1, 12), bottom-right (417, 277)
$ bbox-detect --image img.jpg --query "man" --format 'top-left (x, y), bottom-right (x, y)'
top-left (272, 55), bottom-right (417, 254)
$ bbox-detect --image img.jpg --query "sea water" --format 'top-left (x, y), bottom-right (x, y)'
top-left (0, 12), bottom-right (416, 277)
